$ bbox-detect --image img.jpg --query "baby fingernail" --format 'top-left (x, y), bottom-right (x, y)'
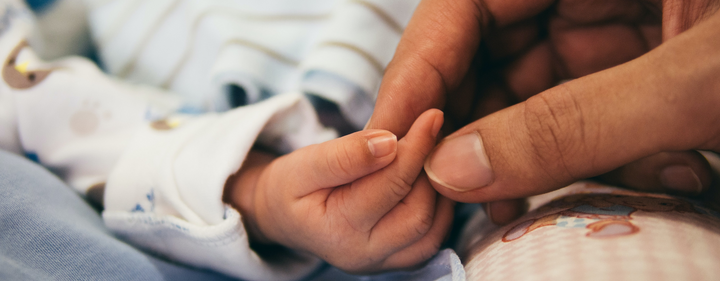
top-left (660, 165), bottom-right (703, 194)
top-left (425, 132), bottom-right (493, 191)
top-left (368, 132), bottom-right (397, 158)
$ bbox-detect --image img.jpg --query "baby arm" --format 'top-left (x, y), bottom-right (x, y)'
top-left (224, 109), bottom-right (455, 273)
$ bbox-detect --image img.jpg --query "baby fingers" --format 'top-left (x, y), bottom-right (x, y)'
top-left (379, 195), bottom-right (455, 270)
top-left (332, 109), bottom-right (444, 232)
top-left (280, 129), bottom-right (399, 198)
top-left (331, 175), bottom-right (454, 273)
top-left (368, 173), bottom-right (455, 269)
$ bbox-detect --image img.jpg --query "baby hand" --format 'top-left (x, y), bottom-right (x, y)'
top-left (224, 109), bottom-right (454, 273)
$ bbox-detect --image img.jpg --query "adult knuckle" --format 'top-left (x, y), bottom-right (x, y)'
top-left (522, 86), bottom-right (588, 181)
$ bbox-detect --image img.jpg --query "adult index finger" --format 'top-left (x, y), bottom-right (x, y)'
top-left (367, 0), bottom-right (554, 137)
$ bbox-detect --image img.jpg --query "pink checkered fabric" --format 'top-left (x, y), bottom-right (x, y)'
top-left (460, 182), bottom-right (720, 281)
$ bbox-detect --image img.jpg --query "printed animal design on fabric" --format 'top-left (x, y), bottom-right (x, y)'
top-left (69, 100), bottom-right (113, 136)
top-left (502, 193), bottom-right (699, 242)
top-left (144, 106), bottom-right (182, 131)
top-left (150, 118), bottom-right (180, 131)
top-left (131, 189), bottom-right (155, 213)
top-left (2, 41), bottom-right (53, 89)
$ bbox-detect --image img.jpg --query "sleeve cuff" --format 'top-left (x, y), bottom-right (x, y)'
top-left (103, 93), bottom-right (333, 280)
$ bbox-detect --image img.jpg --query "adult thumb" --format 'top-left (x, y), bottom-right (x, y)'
top-left (423, 14), bottom-right (720, 203)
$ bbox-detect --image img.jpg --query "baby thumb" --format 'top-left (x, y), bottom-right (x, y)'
top-left (284, 129), bottom-right (398, 197)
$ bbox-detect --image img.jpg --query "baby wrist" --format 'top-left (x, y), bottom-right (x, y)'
top-left (223, 151), bottom-right (275, 244)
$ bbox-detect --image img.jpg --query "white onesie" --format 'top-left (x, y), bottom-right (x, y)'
top-left (0, 0), bottom-right (422, 280)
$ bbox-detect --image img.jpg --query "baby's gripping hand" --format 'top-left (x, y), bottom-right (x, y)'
top-left (225, 109), bottom-right (454, 273)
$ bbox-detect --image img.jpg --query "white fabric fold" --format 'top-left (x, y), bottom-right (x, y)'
top-left (298, 0), bottom-right (421, 128)
top-left (104, 206), bottom-right (322, 281)
top-left (85, 0), bottom-right (422, 130)
top-left (104, 93), bottom-right (333, 280)
top-left (0, 5), bottom-right (333, 278)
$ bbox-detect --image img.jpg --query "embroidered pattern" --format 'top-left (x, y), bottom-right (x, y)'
top-left (131, 189), bottom-right (155, 213)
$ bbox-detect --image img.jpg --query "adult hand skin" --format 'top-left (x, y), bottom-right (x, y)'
top-left (368, 0), bottom-right (720, 224)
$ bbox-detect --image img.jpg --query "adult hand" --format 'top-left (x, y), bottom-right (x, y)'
top-left (368, 0), bottom-right (720, 224)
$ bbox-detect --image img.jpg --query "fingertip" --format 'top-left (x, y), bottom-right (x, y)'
top-left (375, 192), bottom-right (456, 271)
top-left (659, 165), bottom-right (705, 194)
top-left (427, 174), bottom-right (459, 200)
top-left (431, 110), bottom-right (444, 138)
top-left (665, 151), bottom-right (713, 195)
top-left (403, 109), bottom-right (442, 137)
top-left (366, 130), bottom-right (398, 159)
top-left (599, 151), bottom-right (713, 196)
top-left (296, 130), bottom-right (400, 193)
top-left (485, 199), bottom-right (527, 226)
top-left (424, 132), bottom-right (494, 196)
top-left (414, 108), bottom-right (445, 137)
top-left (427, 175), bottom-right (484, 204)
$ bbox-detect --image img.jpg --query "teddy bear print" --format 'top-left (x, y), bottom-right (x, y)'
top-left (69, 100), bottom-right (112, 136)
top-left (502, 193), bottom-right (699, 242)
top-left (2, 40), bottom-right (53, 89)
top-left (150, 118), bottom-right (180, 131)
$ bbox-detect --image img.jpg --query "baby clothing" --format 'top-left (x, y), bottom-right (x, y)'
top-left (0, 0), bottom-right (424, 280)
top-left (84, 0), bottom-right (421, 128)
top-left (458, 182), bottom-right (720, 281)
top-left (6, 2), bottom-right (720, 281)
top-left (0, 150), bottom-right (236, 281)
